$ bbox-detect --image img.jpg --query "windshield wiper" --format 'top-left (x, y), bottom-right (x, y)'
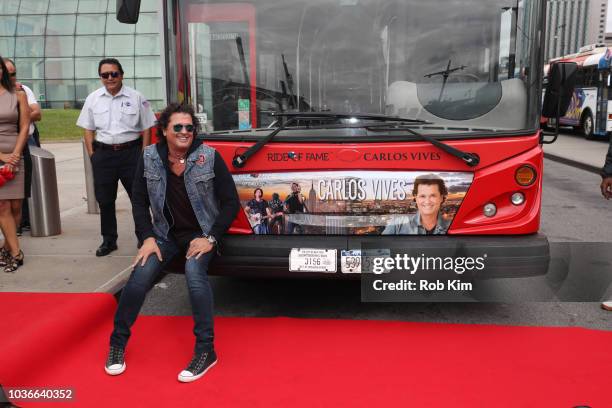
top-left (365, 123), bottom-right (479, 167)
top-left (231, 112), bottom-right (478, 168)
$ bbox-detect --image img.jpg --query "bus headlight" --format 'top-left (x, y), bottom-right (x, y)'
top-left (483, 203), bottom-right (497, 217)
top-left (511, 192), bottom-right (525, 205)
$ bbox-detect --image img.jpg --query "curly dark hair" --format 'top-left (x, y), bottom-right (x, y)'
top-left (412, 174), bottom-right (448, 199)
top-left (156, 103), bottom-right (201, 143)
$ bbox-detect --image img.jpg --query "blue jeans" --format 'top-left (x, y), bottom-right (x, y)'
top-left (110, 237), bottom-right (216, 353)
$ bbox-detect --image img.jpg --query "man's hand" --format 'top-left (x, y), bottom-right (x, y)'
top-left (601, 177), bottom-right (612, 200)
top-left (186, 237), bottom-right (213, 259)
top-left (132, 237), bottom-right (162, 267)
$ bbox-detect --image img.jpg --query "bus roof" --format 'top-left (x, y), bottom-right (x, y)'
top-left (549, 47), bottom-right (612, 69)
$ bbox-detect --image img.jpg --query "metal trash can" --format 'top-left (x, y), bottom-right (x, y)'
top-left (82, 138), bottom-right (99, 214)
top-left (28, 146), bottom-right (61, 237)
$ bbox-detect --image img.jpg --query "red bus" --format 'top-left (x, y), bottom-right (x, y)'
top-left (117, 0), bottom-right (564, 277)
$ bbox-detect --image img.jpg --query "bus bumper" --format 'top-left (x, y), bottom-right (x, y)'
top-left (209, 234), bottom-right (550, 279)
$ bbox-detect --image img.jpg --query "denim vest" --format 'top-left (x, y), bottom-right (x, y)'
top-left (143, 143), bottom-right (220, 240)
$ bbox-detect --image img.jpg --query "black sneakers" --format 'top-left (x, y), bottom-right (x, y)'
top-left (104, 346), bottom-right (218, 381)
top-left (105, 346), bottom-right (126, 375)
top-left (178, 350), bottom-right (218, 383)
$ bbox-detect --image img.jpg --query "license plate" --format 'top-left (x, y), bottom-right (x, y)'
top-left (341, 249), bottom-right (391, 273)
top-left (341, 250), bottom-right (362, 273)
top-left (289, 248), bottom-right (337, 272)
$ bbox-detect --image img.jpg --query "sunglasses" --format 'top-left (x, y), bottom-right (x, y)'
top-left (99, 71), bottom-right (121, 79)
top-left (173, 124), bottom-right (195, 132)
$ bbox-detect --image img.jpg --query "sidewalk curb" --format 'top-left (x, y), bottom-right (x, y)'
top-left (544, 152), bottom-right (601, 176)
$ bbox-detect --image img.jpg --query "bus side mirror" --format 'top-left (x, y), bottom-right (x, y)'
top-left (541, 62), bottom-right (577, 144)
top-left (116, 0), bottom-right (142, 24)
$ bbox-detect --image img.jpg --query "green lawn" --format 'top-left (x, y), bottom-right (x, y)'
top-left (37, 109), bottom-right (83, 142)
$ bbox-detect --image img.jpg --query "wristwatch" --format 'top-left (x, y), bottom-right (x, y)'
top-left (203, 234), bottom-right (217, 246)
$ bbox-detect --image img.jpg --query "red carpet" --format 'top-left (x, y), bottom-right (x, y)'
top-left (1, 293), bottom-right (611, 407)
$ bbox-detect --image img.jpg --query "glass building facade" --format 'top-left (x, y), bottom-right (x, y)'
top-left (0, 0), bottom-right (164, 110)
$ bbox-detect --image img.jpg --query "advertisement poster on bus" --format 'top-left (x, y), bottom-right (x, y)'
top-left (233, 171), bottom-right (473, 235)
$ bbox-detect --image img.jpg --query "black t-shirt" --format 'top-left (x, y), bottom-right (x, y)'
top-left (269, 198), bottom-right (284, 214)
top-left (167, 171), bottom-right (200, 246)
top-left (285, 193), bottom-right (305, 213)
top-left (247, 199), bottom-right (269, 217)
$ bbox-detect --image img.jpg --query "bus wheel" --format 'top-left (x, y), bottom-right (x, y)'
top-left (581, 111), bottom-right (594, 139)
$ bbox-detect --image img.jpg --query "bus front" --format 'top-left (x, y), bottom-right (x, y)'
top-left (159, 0), bottom-right (549, 277)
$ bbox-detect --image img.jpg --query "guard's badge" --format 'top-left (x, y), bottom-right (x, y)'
top-left (196, 154), bottom-right (206, 166)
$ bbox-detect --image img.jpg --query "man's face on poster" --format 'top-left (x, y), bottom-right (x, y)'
top-left (291, 183), bottom-right (300, 193)
top-left (255, 189), bottom-right (263, 199)
top-left (415, 183), bottom-right (444, 217)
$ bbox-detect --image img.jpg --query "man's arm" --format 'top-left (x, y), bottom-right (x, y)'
top-left (84, 129), bottom-right (95, 157)
top-left (139, 96), bottom-right (156, 148)
top-left (29, 103), bottom-right (41, 122)
top-left (76, 95), bottom-right (96, 156)
top-left (142, 128), bottom-right (151, 149)
top-left (20, 84), bottom-right (41, 122)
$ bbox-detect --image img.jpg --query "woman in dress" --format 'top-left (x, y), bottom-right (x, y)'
top-left (0, 56), bottom-right (30, 272)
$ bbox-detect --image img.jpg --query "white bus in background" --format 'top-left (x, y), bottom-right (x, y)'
top-left (545, 45), bottom-right (612, 139)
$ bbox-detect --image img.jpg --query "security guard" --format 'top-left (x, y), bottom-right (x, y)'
top-left (77, 58), bottom-right (156, 256)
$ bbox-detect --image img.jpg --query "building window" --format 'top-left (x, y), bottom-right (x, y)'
top-left (135, 13), bottom-right (158, 34)
top-left (15, 36), bottom-right (45, 58)
top-left (135, 34), bottom-right (160, 55)
top-left (45, 58), bottom-right (75, 79)
top-left (75, 36), bottom-right (105, 56)
top-left (17, 16), bottom-right (46, 36)
top-left (77, 0), bottom-right (108, 13)
top-left (0, 16), bottom-right (17, 36)
top-left (3, 1), bottom-right (162, 109)
top-left (75, 57), bottom-right (102, 79)
top-left (14, 58), bottom-right (45, 79)
top-left (76, 14), bottom-right (107, 35)
top-left (105, 35), bottom-right (135, 56)
top-left (19, 0), bottom-right (50, 14)
top-left (46, 15), bottom-right (76, 35)
top-left (45, 36), bottom-right (75, 57)
top-left (48, 0), bottom-right (79, 14)
top-left (0, 1), bottom-right (20, 14)
top-left (0, 37), bottom-right (15, 58)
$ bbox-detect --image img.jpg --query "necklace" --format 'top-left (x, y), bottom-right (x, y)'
top-left (169, 151), bottom-right (187, 164)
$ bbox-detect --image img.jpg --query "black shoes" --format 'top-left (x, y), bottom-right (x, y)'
top-left (96, 242), bottom-right (118, 257)
top-left (105, 346), bottom-right (126, 375)
top-left (178, 350), bottom-right (218, 383)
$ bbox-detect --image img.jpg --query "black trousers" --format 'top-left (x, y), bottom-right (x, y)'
top-left (91, 144), bottom-right (141, 243)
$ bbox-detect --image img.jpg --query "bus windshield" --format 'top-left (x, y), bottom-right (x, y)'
top-left (172, 0), bottom-right (543, 133)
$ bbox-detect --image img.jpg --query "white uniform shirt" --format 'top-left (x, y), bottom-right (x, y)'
top-left (21, 84), bottom-right (37, 136)
top-left (76, 85), bottom-right (157, 145)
